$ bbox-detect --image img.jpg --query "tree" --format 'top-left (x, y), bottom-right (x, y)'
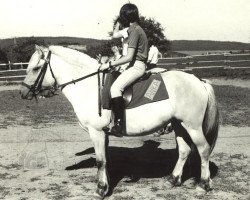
top-left (2, 37), bottom-right (46, 63)
top-left (87, 41), bottom-right (114, 58)
top-left (85, 15), bottom-right (171, 57)
top-left (0, 49), bottom-right (8, 63)
top-left (139, 16), bottom-right (171, 52)
top-left (12, 37), bottom-right (45, 62)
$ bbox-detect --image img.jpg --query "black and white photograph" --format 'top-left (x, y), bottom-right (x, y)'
top-left (0, 0), bottom-right (249, 199)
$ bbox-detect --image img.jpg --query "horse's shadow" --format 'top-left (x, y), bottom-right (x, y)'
top-left (66, 140), bottom-right (218, 196)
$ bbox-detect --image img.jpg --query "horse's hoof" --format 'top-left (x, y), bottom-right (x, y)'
top-left (199, 179), bottom-right (213, 192)
top-left (92, 192), bottom-right (105, 200)
top-left (95, 182), bottom-right (108, 199)
top-left (166, 175), bottom-right (181, 187)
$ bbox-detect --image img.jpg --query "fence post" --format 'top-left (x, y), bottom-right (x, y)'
top-left (8, 61), bottom-right (11, 70)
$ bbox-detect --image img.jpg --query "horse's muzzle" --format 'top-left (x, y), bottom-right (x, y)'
top-left (40, 89), bottom-right (56, 98)
top-left (20, 85), bottom-right (33, 100)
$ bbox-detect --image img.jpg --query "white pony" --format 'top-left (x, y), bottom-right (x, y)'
top-left (20, 45), bottom-right (219, 199)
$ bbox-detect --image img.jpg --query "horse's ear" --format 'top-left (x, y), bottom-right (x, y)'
top-left (35, 44), bottom-right (44, 57)
top-left (35, 44), bottom-right (40, 50)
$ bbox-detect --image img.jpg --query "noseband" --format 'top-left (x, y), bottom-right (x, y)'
top-left (21, 51), bottom-right (57, 100)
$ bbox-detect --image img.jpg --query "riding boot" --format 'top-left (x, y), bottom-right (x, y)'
top-left (110, 96), bottom-right (125, 137)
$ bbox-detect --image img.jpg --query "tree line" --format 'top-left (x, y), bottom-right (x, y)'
top-left (0, 16), bottom-right (170, 63)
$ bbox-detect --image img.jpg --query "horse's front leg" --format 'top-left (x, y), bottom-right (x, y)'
top-left (88, 127), bottom-right (110, 199)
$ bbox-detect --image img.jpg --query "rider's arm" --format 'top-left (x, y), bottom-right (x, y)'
top-left (112, 22), bottom-right (123, 38)
top-left (147, 47), bottom-right (153, 63)
top-left (110, 47), bottom-right (135, 66)
top-left (110, 27), bottom-right (139, 67)
top-left (112, 23), bottom-right (129, 39)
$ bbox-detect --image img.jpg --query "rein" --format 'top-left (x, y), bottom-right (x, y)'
top-left (58, 68), bottom-right (106, 117)
top-left (58, 55), bottom-right (105, 90)
top-left (58, 70), bottom-right (101, 89)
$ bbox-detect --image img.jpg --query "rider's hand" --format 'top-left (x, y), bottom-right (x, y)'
top-left (100, 62), bottom-right (110, 71)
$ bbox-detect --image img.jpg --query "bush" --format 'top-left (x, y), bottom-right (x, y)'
top-left (86, 41), bottom-right (116, 58)
top-left (0, 49), bottom-right (8, 63)
top-left (12, 37), bottom-right (46, 62)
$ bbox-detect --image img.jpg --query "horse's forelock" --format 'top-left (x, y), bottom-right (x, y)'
top-left (49, 46), bottom-right (99, 69)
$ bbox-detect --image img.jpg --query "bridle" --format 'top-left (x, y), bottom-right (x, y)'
top-left (21, 50), bottom-right (57, 101)
top-left (21, 50), bottom-right (107, 110)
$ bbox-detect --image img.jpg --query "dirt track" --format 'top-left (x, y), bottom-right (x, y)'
top-left (0, 79), bottom-right (249, 200)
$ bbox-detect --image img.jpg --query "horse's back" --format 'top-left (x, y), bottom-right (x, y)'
top-left (161, 70), bottom-right (201, 84)
top-left (161, 70), bottom-right (208, 122)
top-left (161, 70), bottom-right (207, 97)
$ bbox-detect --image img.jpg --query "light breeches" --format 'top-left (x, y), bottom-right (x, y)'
top-left (111, 60), bottom-right (146, 98)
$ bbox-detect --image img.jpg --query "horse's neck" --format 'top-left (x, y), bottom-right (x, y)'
top-left (51, 54), bottom-right (98, 82)
top-left (51, 54), bottom-right (99, 107)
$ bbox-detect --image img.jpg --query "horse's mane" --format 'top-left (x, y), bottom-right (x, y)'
top-left (49, 45), bottom-right (99, 69)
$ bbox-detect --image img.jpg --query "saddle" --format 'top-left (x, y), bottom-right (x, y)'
top-left (101, 71), bottom-right (169, 110)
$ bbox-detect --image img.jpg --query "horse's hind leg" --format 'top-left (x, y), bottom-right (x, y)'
top-left (182, 124), bottom-right (212, 191)
top-left (169, 120), bottom-right (191, 186)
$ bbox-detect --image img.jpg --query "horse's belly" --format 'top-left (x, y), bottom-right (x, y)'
top-left (125, 99), bottom-right (174, 136)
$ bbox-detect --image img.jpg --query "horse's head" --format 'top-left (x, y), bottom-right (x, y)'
top-left (20, 45), bottom-right (57, 100)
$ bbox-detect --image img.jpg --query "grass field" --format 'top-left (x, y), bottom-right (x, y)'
top-left (0, 82), bottom-right (249, 128)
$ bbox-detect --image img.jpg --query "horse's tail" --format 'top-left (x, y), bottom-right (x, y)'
top-left (202, 80), bottom-right (219, 153)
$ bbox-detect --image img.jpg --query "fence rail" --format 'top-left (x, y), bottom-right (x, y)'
top-left (0, 53), bottom-right (250, 83)
top-left (0, 62), bottom-right (29, 71)
top-left (156, 53), bottom-right (250, 77)
top-left (158, 53), bottom-right (250, 63)
top-left (0, 63), bottom-right (28, 83)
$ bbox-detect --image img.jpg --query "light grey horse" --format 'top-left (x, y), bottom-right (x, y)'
top-left (20, 45), bottom-right (219, 199)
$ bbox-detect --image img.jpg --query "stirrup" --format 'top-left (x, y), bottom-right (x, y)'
top-left (110, 120), bottom-right (124, 137)
top-left (102, 125), bottom-right (123, 137)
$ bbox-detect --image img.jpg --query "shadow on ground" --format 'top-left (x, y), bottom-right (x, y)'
top-left (65, 140), bottom-right (218, 196)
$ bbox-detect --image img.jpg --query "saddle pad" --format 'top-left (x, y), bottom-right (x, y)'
top-left (101, 72), bottom-right (169, 109)
top-left (126, 73), bottom-right (168, 109)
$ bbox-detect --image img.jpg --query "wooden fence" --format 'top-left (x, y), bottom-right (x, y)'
top-left (0, 53), bottom-right (250, 83)
top-left (0, 63), bottom-right (28, 82)
top-left (157, 53), bottom-right (250, 77)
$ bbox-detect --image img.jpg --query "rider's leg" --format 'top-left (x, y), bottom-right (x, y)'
top-left (110, 96), bottom-right (125, 136)
top-left (110, 61), bottom-right (146, 136)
